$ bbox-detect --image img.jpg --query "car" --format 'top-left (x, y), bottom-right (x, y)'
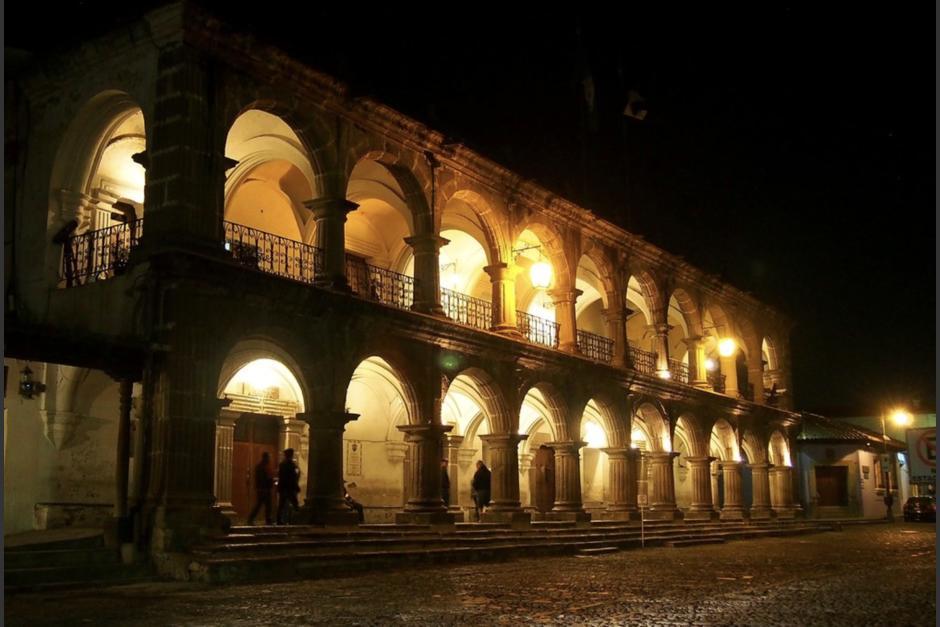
top-left (902, 496), bottom-right (936, 522)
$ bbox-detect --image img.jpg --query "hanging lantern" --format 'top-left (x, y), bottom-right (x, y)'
top-left (718, 338), bottom-right (737, 357)
top-left (529, 260), bottom-right (553, 289)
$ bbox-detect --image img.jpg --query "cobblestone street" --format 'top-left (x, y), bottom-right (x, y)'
top-left (5, 523), bottom-right (935, 626)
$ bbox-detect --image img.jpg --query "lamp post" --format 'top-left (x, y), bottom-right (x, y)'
top-left (880, 408), bottom-right (913, 522)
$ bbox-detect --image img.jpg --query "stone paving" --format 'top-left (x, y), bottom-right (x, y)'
top-left (5, 523), bottom-right (935, 626)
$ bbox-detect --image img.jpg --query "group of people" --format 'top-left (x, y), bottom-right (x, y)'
top-left (247, 448), bottom-right (300, 526)
top-left (247, 452), bottom-right (494, 525)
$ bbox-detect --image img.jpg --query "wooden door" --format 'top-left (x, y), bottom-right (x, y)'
top-left (231, 414), bottom-right (282, 521)
top-left (533, 445), bottom-right (556, 513)
top-left (815, 465), bottom-right (848, 506)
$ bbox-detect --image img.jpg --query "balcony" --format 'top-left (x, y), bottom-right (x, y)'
top-left (59, 222), bottom-right (740, 393)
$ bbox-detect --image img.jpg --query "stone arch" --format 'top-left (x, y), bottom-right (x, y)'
top-left (632, 401), bottom-right (671, 452)
top-left (741, 430), bottom-right (768, 464)
top-left (709, 418), bottom-right (740, 461)
top-left (575, 250), bottom-right (616, 338)
top-left (673, 413), bottom-right (708, 457)
top-left (762, 335), bottom-right (781, 371)
top-left (437, 182), bottom-right (509, 266)
top-left (217, 337), bottom-right (311, 412)
top-left (627, 267), bottom-right (665, 322)
top-left (768, 430), bottom-right (791, 467)
top-left (512, 218), bottom-right (573, 292)
top-left (443, 367), bottom-right (514, 435)
top-left (574, 390), bottom-right (628, 448)
top-left (337, 344), bottom-right (421, 426)
top-left (519, 382), bottom-right (569, 443)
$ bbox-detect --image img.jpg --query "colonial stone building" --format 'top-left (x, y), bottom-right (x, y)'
top-left (4, 3), bottom-right (803, 564)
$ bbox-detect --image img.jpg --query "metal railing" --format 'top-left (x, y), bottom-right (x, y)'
top-left (708, 371), bottom-right (726, 394)
top-left (629, 346), bottom-right (657, 375)
top-left (346, 256), bottom-right (415, 311)
top-left (577, 330), bottom-right (614, 364)
top-left (669, 359), bottom-right (691, 385)
top-left (223, 221), bottom-right (322, 284)
top-left (441, 288), bottom-right (492, 331)
top-left (60, 220), bottom-right (144, 287)
top-left (517, 310), bottom-right (559, 348)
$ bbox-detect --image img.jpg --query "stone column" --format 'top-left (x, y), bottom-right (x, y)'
top-left (646, 451), bottom-right (683, 520)
top-left (396, 423), bottom-right (456, 524)
top-left (444, 435), bottom-right (464, 516)
top-left (304, 197), bottom-right (358, 291)
top-left (480, 433), bottom-right (531, 526)
top-left (684, 456), bottom-right (719, 520)
top-left (604, 300), bottom-right (629, 368)
top-left (518, 451), bottom-right (534, 509)
top-left (547, 441), bottom-right (591, 522)
top-left (548, 288), bottom-right (582, 353)
top-left (711, 462), bottom-right (721, 509)
top-left (719, 460), bottom-right (748, 520)
top-left (115, 379), bottom-right (134, 521)
top-left (769, 465), bottom-right (799, 518)
top-left (683, 336), bottom-right (710, 389)
top-left (405, 233), bottom-right (449, 315)
top-left (748, 361), bottom-right (765, 404)
top-left (484, 262), bottom-right (520, 335)
top-left (297, 411), bottom-right (360, 525)
top-left (649, 323), bottom-right (671, 376)
top-left (57, 189), bottom-right (97, 232)
top-left (720, 354), bottom-right (739, 397)
top-left (602, 447), bottom-right (639, 520)
top-left (749, 462), bottom-right (774, 519)
top-left (458, 447), bottom-right (479, 509)
top-left (212, 410), bottom-right (238, 518)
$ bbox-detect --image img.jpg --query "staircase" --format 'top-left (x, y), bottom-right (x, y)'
top-left (4, 529), bottom-right (156, 593)
top-left (189, 518), bottom-right (835, 584)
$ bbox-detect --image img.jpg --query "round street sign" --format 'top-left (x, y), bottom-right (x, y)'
top-left (915, 430), bottom-right (936, 468)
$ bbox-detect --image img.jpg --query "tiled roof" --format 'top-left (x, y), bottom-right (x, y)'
top-left (798, 413), bottom-right (906, 451)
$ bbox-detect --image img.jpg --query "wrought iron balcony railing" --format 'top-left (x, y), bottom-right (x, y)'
top-left (577, 329), bottom-right (614, 364)
top-left (59, 219), bottom-right (143, 287)
top-left (517, 310), bottom-right (559, 348)
top-left (629, 346), bottom-right (657, 375)
top-left (346, 256), bottom-right (415, 311)
top-left (441, 288), bottom-right (492, 332)
top-left (708, 370), bottom-right (726, 394)
top-left (668, 359), bottom-right (691, 385)
top-left (223, 221), bottom-right (322, 284)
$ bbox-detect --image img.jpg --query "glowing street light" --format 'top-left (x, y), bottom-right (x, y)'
top-left (718, 338), bottom-right (737, 357)
top-left (704, 358), bottom-right (718, 372)
top-left (889, 409), bottom-right (913, 427)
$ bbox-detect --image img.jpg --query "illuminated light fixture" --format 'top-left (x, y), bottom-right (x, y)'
top-left (889, 409), bottom-right (913, 426)
top-left (657, 370), bottom-right (672, 380)
top-left (19, 365), bottom-right (46, 399)
top-left (704, 358), bottom-right (718, 372)
top-left (530, 260), bottom-right (553, 290)
top-left (629, 441), bottom-right (639, 449)
top-left (718, 338), bottom-right (737, 357)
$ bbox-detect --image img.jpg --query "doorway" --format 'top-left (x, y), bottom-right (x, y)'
top-left (532, 445), bottom-right (556, 513)
top-left (231, 413), bottom-right (281, 521)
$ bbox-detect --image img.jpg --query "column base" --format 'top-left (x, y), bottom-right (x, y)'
top-left (600, 509), bottom-right (641, 521)
top-left (150, 504), bottom-right (231, 553)
top-left (683, 508), bottom-right (720, 522)
top-left (411, 303), bottom-right (446, 316)
top-left (748, 507), bottom-right (775, 520)
top-left (395, 511), bottom-right (459, 526)
top-left (297, 504), bottom-right (360, 526)
top-left (720, 508), bottom-right (749, 521)
top-left (773, 507), bottom-right (801, 519)
top-left (542, 510), bottom-right (592, 523)
top-left (314, 277), bottom-right (352, 293)
top-left (482, 510), bottom-right (531, 528)
top-left (642, 508), bottom-right (683, 521)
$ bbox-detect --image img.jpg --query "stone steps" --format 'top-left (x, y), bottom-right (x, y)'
top-left (664, 538), bottom-right (727, 548)
top-left (194, 523), bottom-right (832, 583)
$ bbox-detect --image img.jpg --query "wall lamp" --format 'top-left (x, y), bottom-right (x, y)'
top-left (513, 244), bottom-right (552, 289)
top-left (19, 365), bottom-right (46, 399)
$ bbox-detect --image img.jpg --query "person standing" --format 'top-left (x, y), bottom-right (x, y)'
top-left (247, 451), bottom-right (274, 525)
top-left (276, 448), bottom-right (301, 525)
top-left (471, 460), bottom-right (491, 521)
top-left (441, 459), bottom-right (451, 508)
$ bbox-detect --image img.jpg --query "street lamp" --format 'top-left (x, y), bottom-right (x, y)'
top-left (880, 407), bottom-right (914, 521)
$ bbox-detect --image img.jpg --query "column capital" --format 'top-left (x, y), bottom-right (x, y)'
top-left (748, 462), bottom-right (771, 471)
top-left (296, 410), bottom-right (359, 431)
top-left (303, 197), bottom-right (359, 218)
top-left (602, 307), bottom-right (626, 324)
top-left (601, 447), bottom-right (634, 459)
top-left (547, 288), bottom-right (583, 304)
top-left (404, 233), bottom-right (450, 252)
top-left (445, 433), bottom-right (465, 447)
top-left (684, 455), bottom-right (717, 466)
top-left (768, 465), bottom-right (793, 475)
top-left (483, 262), bottom-right (518, 282)
top-left (547, 440), bottom-right (586, 455)
top-left (681, 335), bottom-right (703, 347)
top-left (479, 433), bottom-right (529, 447)
top-left (397, 422), bottom-right (454, 443)
top-left (650, 322), bottom-right (672, 336)
top-left (644, 450), bottom-right (681, 463)
top-left (718, 459), bottom-right (746, 470)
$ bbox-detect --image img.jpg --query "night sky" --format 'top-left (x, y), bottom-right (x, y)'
top-left (7, 3), bottom-right (935, 415)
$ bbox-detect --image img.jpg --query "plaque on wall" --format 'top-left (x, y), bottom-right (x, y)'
top-left (346, 440), bottom-right (363, 477)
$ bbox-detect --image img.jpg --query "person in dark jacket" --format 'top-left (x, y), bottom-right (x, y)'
top-left (441, 459), bottom-right (451, 507)
top-left (276, 448), bottom-right (301, 525)
top-left (471, 460), bottom-right (491, 520)
top-left (247, 452), bottom-right (274, 525)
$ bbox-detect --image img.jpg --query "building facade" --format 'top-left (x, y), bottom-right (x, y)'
top-left (4, 3), bottom-right (803, 559)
